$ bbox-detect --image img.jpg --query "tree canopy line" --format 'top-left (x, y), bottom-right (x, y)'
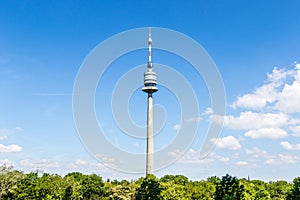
top-left (0, 165), bottom-right (299, 200)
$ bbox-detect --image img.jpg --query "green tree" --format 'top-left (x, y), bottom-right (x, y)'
top-left (136, 174), bottom-right (162, 200)
top-left (187, 181), bottom-right (215, 200)
top-left (13, 172), bottom-right (40, 199)
top-left (65, 172), bottom-right (104, 199)
top-left (287, 177), bottom-right (300, 200)
top-left (215, 174), bottom-right (244, 200)
top-left (207, 176), bottom-right (221, 185)
top-left (254, 189), bottom-right (271, 200)
top-left (63, 175), bottom-right (83, 200)
top-left (38, 173), bottom-right (66, 199)
top-left (0, 165), bottom-right (24, 199)
top-left (239, 179), bottom-right (256, 200)
top-left (267, 180), bottom-right (291, 200)
top-left (245, 179), bottom-right (271, 200)
top-left (160, 175), bottom-right (189, 185)
top-left (160, 181), bottom-right (188, 200)
top-left (104, 179), bottom-right (137, 200)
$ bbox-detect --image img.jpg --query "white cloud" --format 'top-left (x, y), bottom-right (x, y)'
top-left (211, 153), bottom-right (230, 162)
top-left (181, 157), bottom-right (215, 164)
top-left (275, 81), bottom-right (300, 113)
top-left (0, 159), bottom-right (15, 166)
top-left (229, 63), bottom-right (300, 114)
top-left (15, 158), bottom-right (116, 176)
top-left (245, 128), bottom-right (287, 139)
top-left (0, 136), bottom-right (8, 141)
top-left (211, 136), bottom-right (241, 150)
top-left (75, 159), bottom-right (87, 165)
top-left (20, 159), bottom-right (59, 168)
top-left (95, 154), bottom-right (117, 168)
top-left (212, 112), bottom-right (288, 130)
top-left (211, 115), bottom-right (225, 126)
top-left (231, 67), bottom-right (288, 110)
top-left (267, 67), bottom-right (288, 84)
top-left (219, 157), bottom-right (230, 162)
top-left (265, 154), bottom-right (300, 165)
top-left (235, 161), bottom-right (248, 166)
top-left (230, 65), bottom-right (300, 111)
top-left (246, 147), bottom-right (269, 158)
top-left (264, 159), bottom-right (277, 164)
top-left (295, 63), bottom-right (300, 80)
top-left (0, 144), bottom-right (22, 153)
top-left (280, 141), bottom-right (300, 150)
top-left (203, 107), bottom-right (213, 115)
top-left (168, 149), bottom-right (184, 159)
top-left (173, 124), bottom-right (181, 131)
top-left (274, 64), bottom-right (300, 113)
top-left (232, 83), bottom-right (278, 110)
top-left (0, 127), bottom-right (22, 153)
top-left (289, 125), bottom-right (300, 137)
top-left (181, 149), bottom-right (212, 164)
top-left (167, 149), bottom-right (229, 164)
top-left (289, 118), bottom-right (300, 125)
top-left (233, 159), bottom-right (260, 169)
top-left (231, 64), bottom-right (300, 114)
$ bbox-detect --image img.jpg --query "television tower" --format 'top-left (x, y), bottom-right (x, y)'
top-left (142, 28), bottom-right (158, 175)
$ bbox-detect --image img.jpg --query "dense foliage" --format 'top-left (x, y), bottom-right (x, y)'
top-left (0, 165), bottom-right (299, 199)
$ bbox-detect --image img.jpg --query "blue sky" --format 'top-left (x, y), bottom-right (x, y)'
top-left (1, 0), bottom-right (300, 181)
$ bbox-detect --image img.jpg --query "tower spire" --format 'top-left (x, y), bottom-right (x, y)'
top-left (148, 27), bottom-right (152, 70)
